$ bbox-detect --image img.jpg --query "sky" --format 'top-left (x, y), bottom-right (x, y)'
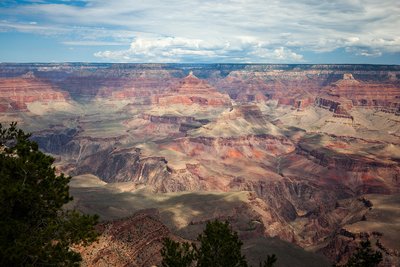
top-left (0, 0), bottom-right (399, 64)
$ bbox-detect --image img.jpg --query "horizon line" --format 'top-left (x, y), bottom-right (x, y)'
top-left (1, 62), bottom-right (400, 66)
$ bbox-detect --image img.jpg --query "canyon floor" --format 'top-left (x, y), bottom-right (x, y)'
top-left (1, 63), bottom-right (399, 266)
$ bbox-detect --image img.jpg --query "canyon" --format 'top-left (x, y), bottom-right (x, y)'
top-left (1, 63), bottom-right (399, 266)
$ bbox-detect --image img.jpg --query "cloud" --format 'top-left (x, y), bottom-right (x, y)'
top-left (94, 36), bottom-right (304, 63)
top-left (94, 37), bottom-right (221, 62)
top-left (251, 47), bottom-right (304, 61)
top-left (1, 0), bottom-right (399, 62)
top-left (345, 47), bottom-right (383, 57)
top-left (0, 20), bottom-right (69, 35)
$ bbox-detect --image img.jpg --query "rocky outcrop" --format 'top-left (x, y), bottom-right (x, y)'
top-left (141, 114), bottom-right (206, 132)
top-left (31, 128), bottom-right (79, 155)
top-left (294, 97), bottom-right (314, 110)
top-left (73, 147), bottom-right (167, 182)
top-left (156, 72), bottom-right (231, 106)
top-left (320, 73), bottom-right (400, 114)
top-left (0, 74), bottom-right (69, 111)
top-left (297, 142), bottom-right (394, 173)
top-left (229, 178), bottom-right (342, 245)
top-left (76, 209), bottom-right (175, 267)
top-left (314, 97), bottom-right (353, 115)
top-left (295, 139), bottom-right (400, 194)
top-left (172, 134), bottom-right (296, 161)
top-left (319, 194), bottom-right (400, 266)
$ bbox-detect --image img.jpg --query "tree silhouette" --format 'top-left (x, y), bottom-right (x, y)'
top-left (0, 123), bottom-right (98, 266)
top-left (161, 220), bottom-right (276, 267)
top-left (196, 220), bottom-right (248, 267)
top-left (345, 239), bottom-right (382, 267)
top-left (161, 238), bottom-right (194, 267)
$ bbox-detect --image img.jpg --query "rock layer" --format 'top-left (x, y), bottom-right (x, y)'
top-left (156, 72), bottom-right (231, 106)
top-left (0, 74), bottom-right (69, 111)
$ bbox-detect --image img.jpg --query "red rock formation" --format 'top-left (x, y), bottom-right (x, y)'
top-left (0, 73), bottom-right (69, 111)
top-left (94, 76), bottom-right (178, 105)
top-left (215, 70), bottom-right (329, 110)
top-left (294, 97), bottom-right (314, 110)
top-left (314, 96), bottom-right (353, 117)
top-left (156, 72), bottom-right (231, 106)
top-left (320, 73), bottom-right (400, 114)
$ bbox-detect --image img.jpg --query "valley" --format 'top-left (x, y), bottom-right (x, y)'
top-left (1, 63), bottom-right (399, 266)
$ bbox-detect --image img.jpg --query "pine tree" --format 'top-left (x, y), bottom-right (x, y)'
top-left (161, 238), bottom-right (194, 267)
top-left (161, 220), bottom-right (273, 267)
top-left (345, 239), bottom-right (382, 267)
top-left (0, 123), bottom-right (99, 266)
top-left (196, 220), bottom-right (248, 267)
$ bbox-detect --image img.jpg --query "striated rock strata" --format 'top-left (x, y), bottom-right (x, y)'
top-left (155, 72), bottom-right (232, 106)
top-left (0, 73), bottom-right (69, 111)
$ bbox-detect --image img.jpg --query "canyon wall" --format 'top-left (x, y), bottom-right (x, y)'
top-left (1, 63), bottom-right (399, 266)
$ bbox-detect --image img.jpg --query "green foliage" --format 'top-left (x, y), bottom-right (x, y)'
top-left (0, 123), bottom-right (99, 266)
top-left (196, 220), bottom-right (248, 267)
top-left (161, 220), bottom-right (276, 267)
top-left (161, 238), bottom-right (194, 267)
top-left (345, 239), bottom-right (382, 267)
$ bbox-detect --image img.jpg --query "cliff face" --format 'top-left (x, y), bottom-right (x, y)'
top-left (0, 74), bottom-right (70, 111)
top-left (1, 63), bottom-right (400, 266)
top-left (74, 148), bottom-right (174, 189)
top-left (316, 73), bottom-right (400, 115)
top-left (318, 194), bottom-right (400, 267)
top-left (156, 72), bottom-right (232, 107)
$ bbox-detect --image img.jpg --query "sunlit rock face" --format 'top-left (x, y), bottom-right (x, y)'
top-left (1, 63), bottom-right (400, 266)
top-left (75, 209), bottom-right (174, 267)
top-left (0, 72), bottom-right (70, 112)
top-left (155, 72), bottom-right (232, 107)
top-left (317, 73), bottom-right (400, 115)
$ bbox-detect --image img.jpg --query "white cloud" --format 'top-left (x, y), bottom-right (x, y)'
top-left (272, 47), bottom-right (304, 61)
top-left (94, 36), bottom-right (215, 62)
top-left (94, 36), bottom-right (304, 63)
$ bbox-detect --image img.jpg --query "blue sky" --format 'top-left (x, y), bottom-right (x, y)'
top-left (0, 0), bottom-right (399, 63)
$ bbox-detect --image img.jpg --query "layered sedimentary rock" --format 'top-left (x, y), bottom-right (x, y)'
top-left (76, 210), bottom-right (174, 267)
top-left (155, 72), bottom-right (231, 106)
top-left (0, 72), bottom-right (69, 111)
top-left (318, 73), bottom-right (400, 115)
top-left (141, 114), bottom-right (206, 133)
top-left (213, 75), bottom-right (270, 103)
top-left (94, 75), bottom-right (178, 105)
